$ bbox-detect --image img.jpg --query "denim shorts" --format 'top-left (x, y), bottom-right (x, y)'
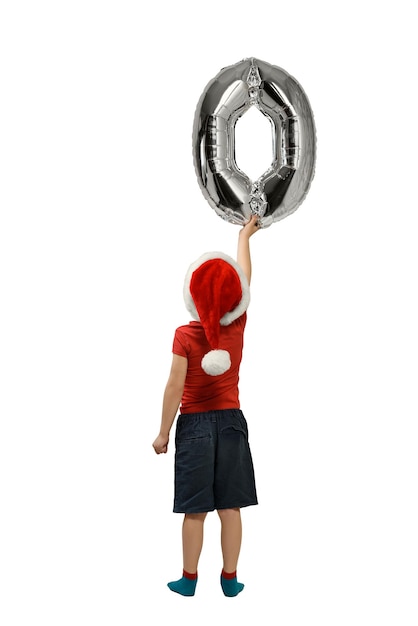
top-left (173, 408), bottom-right (258, 513)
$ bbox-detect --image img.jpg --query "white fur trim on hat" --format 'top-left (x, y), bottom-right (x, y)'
top-left (183, 251), bottom-right (250, 325)
top-left (201, 349), bottom-right (231, 376)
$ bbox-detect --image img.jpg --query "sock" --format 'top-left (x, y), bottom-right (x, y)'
top-left (167, 569), bottom-right (198, 596)
top-left (220, 569), bottom-right (244, 597)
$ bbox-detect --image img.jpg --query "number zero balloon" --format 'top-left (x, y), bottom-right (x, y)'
top-left (192, 58), bottom-right (316, 228)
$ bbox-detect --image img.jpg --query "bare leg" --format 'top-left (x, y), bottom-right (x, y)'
top-left (217, 508), bottom-right (244, 596)
top-left (217, 508), bottom-right (242, 573)
top-left (182, 512), bottom-right (207, 573)
top-left (168, 512), bottom-right (207, 596)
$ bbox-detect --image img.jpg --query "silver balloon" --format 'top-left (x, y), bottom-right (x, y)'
top-left (192, 58), bottom-right (316, 227)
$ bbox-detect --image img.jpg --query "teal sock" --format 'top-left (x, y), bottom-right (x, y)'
top-left (167, 569), bottom-right (198, 596)
top-left (220, 570), bottom-right (244, 597)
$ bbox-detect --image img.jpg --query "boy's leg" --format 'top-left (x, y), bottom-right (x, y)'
top-left (217, 508), bottom-right (244, 597)
top-left (168, 512), bottom-right (207, 596)
top-left (182, 512), bottom-right (207, 573)
top-left (217, 507), bottom-right (242, 572)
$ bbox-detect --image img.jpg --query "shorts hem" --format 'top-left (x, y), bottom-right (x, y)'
top-left (173, 506), bottom-right (215, 514)
top-left (173, 500), bottom-right (258, 514)
top-left (215, 500), bottom-right (258, 510)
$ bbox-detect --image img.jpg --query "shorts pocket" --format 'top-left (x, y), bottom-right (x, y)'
top-left (176, 433), bottom-right (212, 446)
top-left (220, 417), bottom-right (248, 438)
top-left (175, 420), bottom-right (212, 446)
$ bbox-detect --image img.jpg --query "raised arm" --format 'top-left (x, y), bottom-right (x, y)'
top-left (237, 214), bottom-right (260, 285)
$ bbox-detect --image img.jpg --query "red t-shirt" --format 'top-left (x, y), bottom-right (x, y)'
top-left (172, 312), bottom-right (247, 414)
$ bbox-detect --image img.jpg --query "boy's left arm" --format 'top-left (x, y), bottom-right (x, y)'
top-left (153, 354), bottom-right (187, 454)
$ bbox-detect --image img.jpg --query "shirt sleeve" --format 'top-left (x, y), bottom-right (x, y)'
top-left (172, 327), bottom-right (190, 358)
top-left (235, 311), bottom-right (247, 332)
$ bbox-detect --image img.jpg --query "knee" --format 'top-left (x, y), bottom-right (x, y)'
top-left (185, 512), bottom-right (207, 522)
top-left (217, 507), bottom-right (240, 520)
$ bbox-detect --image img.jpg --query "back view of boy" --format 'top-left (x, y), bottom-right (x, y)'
top-left (153, 215), bottom-right (260, 596)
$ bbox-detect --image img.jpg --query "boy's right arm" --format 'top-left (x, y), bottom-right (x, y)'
top-left (237, 214), bottom-right (260, 285)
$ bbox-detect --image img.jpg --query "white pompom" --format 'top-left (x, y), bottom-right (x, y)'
top-left (201, 349), bottom-right (231, 376)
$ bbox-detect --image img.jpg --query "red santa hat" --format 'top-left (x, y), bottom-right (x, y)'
top-left (183, 251), bottom-right (250, 376)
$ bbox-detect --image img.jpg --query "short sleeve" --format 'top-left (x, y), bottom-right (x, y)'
top-left (172, 327), bottom-right (190, 358)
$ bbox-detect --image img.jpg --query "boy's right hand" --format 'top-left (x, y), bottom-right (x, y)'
top-left (239, 214), bottom-right (261, 239)
top-left (153, 434), bottom-right (169, 454)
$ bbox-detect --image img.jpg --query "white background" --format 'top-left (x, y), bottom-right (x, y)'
top-left (1, 1), bottom-right (417, 624)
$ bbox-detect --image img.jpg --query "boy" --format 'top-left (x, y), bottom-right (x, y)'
top-left (152, 215), bottom-right (260, 597)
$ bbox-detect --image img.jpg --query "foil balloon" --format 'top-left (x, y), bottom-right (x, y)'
top-left (192, 58), bottom-right (316, 227)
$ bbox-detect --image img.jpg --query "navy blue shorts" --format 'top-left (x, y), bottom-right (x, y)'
top-left (173, 409), bottom-right (258, 513)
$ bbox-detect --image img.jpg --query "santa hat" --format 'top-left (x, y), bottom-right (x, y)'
top-left (183, 252), bottom-right (250, 376)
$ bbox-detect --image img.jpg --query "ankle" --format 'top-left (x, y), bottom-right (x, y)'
top-left (167, 570), bottom-right (198, 596)
top-left (220, 570), bottom-right (244, 597)
top-left (221, 569), bottom-right (237, 579)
